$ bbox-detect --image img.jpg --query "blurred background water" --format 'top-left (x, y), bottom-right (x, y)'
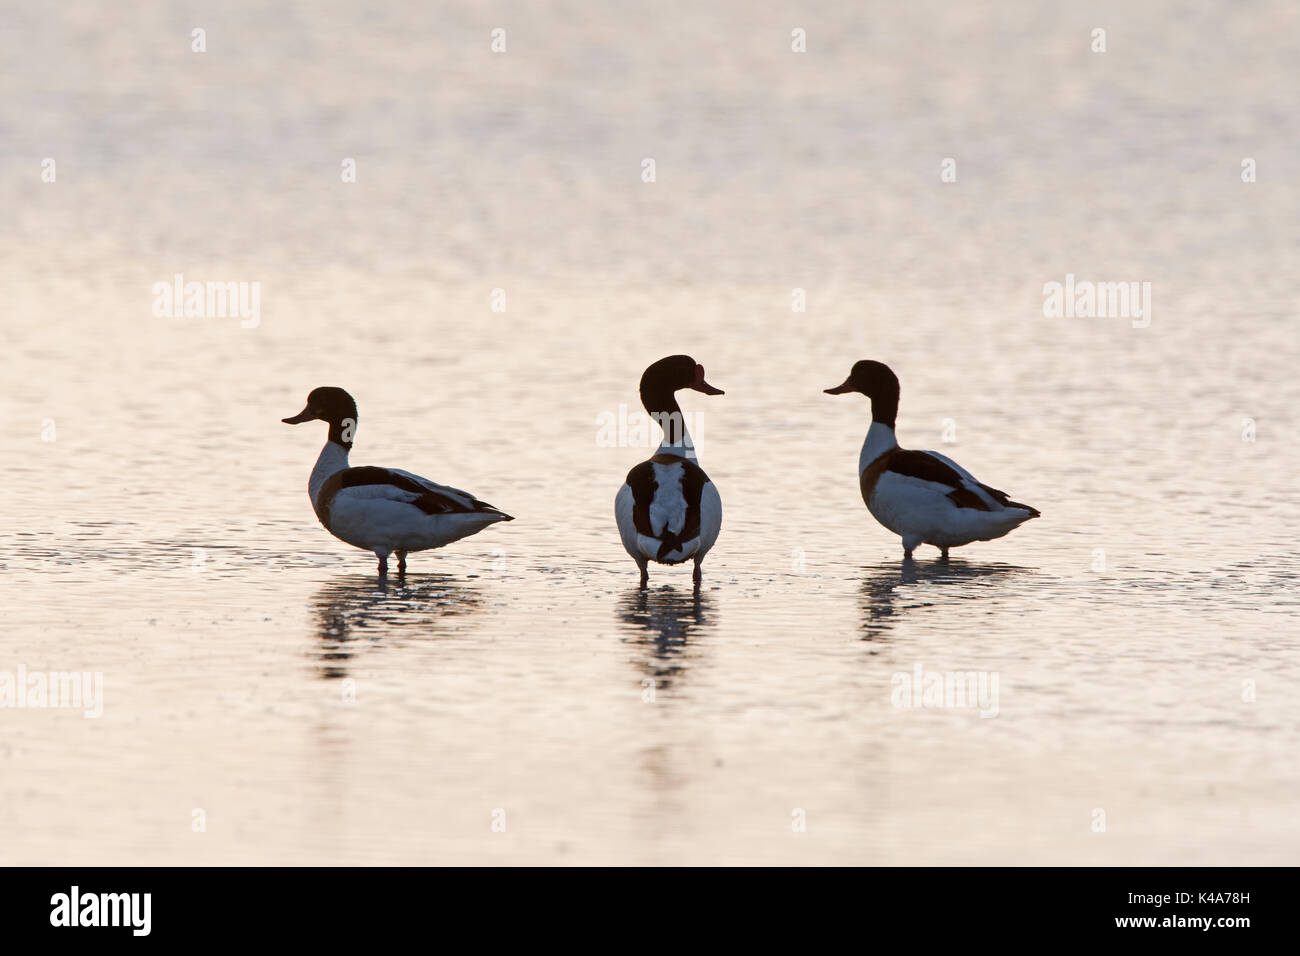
top-left (1, 0), bottom-right (1297, 864)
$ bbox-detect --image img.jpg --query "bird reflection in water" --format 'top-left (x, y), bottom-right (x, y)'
top-left (616, 587), bottom-right (715, 693)
top-left (859, 558), bottom-right (1028, 641)
top-left (310, 574), bottom-right (483, 679)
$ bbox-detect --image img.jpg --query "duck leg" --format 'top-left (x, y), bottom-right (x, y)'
top-left (377, 555), bottom-right (388, 577)
top-left (637, 557), bottom-right (649, 590)
top-left (692, 559), bottom-right (703, 586)
top-left (901, 533), bottom-right (923, 560)
top-left (396, 550), bottom-right (408, 575)
top-left (940, 546), bottom-right (950, 560)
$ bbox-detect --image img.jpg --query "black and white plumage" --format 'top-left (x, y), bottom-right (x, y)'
top-left (283, 387), bottom-right (512, 575)
top-left (614, 355), bottom-right (724, 588)
top-left (825, 361), bottom-right (1039, 559)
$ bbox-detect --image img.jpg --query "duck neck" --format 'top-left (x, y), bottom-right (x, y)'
top-left (309, 440), bottom-right (350, 505)
top-left (643, 391), bottom-right (697, 460)
top-left (860, 421), bottom-right (898, 474)
top-left (870, 390), bottom-right (898, 432)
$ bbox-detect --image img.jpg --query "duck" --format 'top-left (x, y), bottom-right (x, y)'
top-left (614, 355), bottom-right (725, 588)
top-left (282, 386), bottom-right (513, 576)
top-left (825, 361), bottom-right (1039, 559)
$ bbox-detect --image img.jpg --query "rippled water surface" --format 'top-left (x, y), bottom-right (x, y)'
top-left (2, 1), bottom-right (1298, 864)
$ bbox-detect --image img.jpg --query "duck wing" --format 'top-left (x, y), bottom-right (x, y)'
top-left (881, 450), bottom-right (1006, 512)
top-left (319, 466), bottom-right (512, 525)
top-left (383, 467), bottom-right (512, 516)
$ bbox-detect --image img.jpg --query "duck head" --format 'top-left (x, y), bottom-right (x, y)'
top-left (638, 355), bottom-right (723, 455)
top-left (639, 355), bottom-right (724, 410)
top-left (825, 360), bottom-right (899, 428)
top-left (283, 386), bottom-right (359, 449)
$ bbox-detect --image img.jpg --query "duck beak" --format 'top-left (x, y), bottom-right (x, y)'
top-left (824, 378), bottom-right (854, 395)
top-left (282, 406), bottom-right (316, 424)
top-left (689, 364), bottom-right (725, 395)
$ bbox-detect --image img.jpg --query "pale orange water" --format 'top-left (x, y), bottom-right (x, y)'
top-left (1, 1), bottom-right (1297, 864)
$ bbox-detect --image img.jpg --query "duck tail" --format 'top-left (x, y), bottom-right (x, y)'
top-left (655, 530), bottom-right (686, 562)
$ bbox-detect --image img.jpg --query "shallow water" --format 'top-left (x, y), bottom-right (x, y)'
top-left (2, 1), bottom-right (1298, 864)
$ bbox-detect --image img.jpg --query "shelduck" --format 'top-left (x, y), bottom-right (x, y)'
top-left (614, 355), bottom-right (724, 588)
top-left (825, 361), bottom-right (1039, 559)
top-left (282, 386), bottom-right (512, 575)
